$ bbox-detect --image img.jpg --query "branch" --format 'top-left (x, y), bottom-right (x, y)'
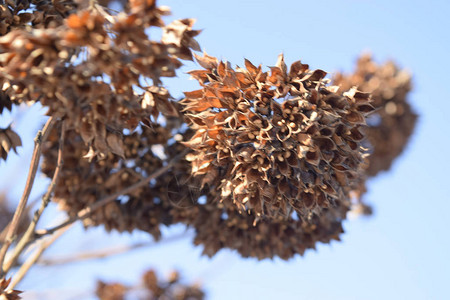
top-left (2, 121), bottom-right (66, 274)
top-left (36, 148), bottom-right (189, 237)
top-left (9, 225), bottom-right (71, 289)
top-left (0, 117), bottom-right (56, 278)
top-left (38, 231), bottom-right (192, 266)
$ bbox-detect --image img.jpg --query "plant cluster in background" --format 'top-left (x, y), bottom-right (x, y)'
top-left (96, 269), bottom-right (204, 300)
top-left (0, 0), bottom-right (417, 298)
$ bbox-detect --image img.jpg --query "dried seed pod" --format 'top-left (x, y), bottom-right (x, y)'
top-left (182, 54), bottom-right (372, 220)
top-left (0, 126), bottom-right (22, 162)
top-left (0, 92), bottom-right (12, 114)
top-left (0, 277), bottom-right (22, 300)
top-left (333, 54), bottom-right (417, 177)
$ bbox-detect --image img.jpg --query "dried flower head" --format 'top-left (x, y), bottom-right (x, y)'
top-left (182, 53), bottom-right (372, 220)
top-left (333, 54), bottom-right (417, 176)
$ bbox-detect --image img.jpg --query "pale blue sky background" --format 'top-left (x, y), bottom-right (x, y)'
top-left (1, 0), bottom-right (450, 299)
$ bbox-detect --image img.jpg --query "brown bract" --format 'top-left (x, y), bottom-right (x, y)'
top-left (0, 278), bottom-right (22, 300)
top-left (182, 53), bottom-right (373, 220)
top-left (0, 92), bottom-right (12, 114)
top-left (333, 54), bottom-right (417, 177)
top-left (0, 126), bottom-right (21, 162)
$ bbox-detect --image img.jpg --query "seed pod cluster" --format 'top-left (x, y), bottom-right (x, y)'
top-left (41, 123), bottom-right (183, 239)
top-left (158, 141), bottom-right (349, 260)
top-left (333, 54), bottom-right (417, 176)
top-left (168, 189), bottom-right (347, 260)
top-left (96, 269), bottom-right (204, 300)
top-left (0, 0), bottom-right (200, 158)
top-left (0, 0), bottom-right (78, 37)
top-left (0, 0), bottom-right (78, 113)
top-left (182, 53), bottom-right (373, 220)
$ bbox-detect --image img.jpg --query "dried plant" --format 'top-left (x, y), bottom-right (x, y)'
top-left (0, 278), bottom-right (21, 300)
top-left (40, 122), bottom-right (183, 238)
top-left (171, 192), bottom-right (346, 260)
top-left (0, 0), bottom-right (418, 298)
top-left (0, 0), bottom-right (200, 159)
top-left (96, 269), bottom-right (204, 300)
top-left (0, 126), bottom-right (21, 162)
top-left (182, 53), bottom-right (373, 221)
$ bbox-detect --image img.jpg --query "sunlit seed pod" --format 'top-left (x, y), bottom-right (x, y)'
top-left (182, 53), bottom-right (371, 220)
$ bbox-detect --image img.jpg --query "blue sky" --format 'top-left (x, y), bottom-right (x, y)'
top-left (2, 0), bottom-right (450, 299)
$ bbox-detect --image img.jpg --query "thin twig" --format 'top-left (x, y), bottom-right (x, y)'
top-left (0, 117), bottom-right (56, 277)
top-left (9, 225), bottom-right (71, 289)
top-left (2, 121), bottom-right (66, 274)
top-left (36, 148), bottom-right (189, 237)
top-left (38, 231), bottom-right (192, 266)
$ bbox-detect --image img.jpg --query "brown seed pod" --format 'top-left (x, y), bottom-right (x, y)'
top-left (182, 53), bottom-right (373, 220)
top-left (0, 277), bottom-right (22, 300)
